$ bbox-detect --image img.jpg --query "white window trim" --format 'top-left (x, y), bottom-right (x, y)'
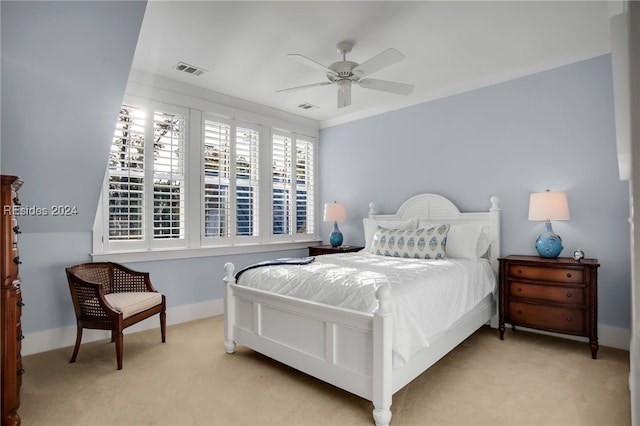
top-left (101, 98), bottom-right (189, 253)
top-left (92, 84), bottom-right (320, 262)
top-left (269, 129), bottom-right (317, 242)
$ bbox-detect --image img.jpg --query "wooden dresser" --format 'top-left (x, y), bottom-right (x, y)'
top-left (1, 175), bottom-right (24, 425)
top-left (498, 255), bottom-right (599, 358)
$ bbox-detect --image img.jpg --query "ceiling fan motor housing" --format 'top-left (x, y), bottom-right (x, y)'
top-left (327, 61), bottom-right (359, 81)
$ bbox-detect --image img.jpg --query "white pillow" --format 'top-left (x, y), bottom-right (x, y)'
top-left (476, 225), bottom-right (491, 258)
top-left (446, 223), bottom-right (491, 260)
top-left (363, 217), bottom-right (418, 253)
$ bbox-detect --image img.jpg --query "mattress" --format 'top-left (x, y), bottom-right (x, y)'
top-left (236, 252), bottom-right (496, 366)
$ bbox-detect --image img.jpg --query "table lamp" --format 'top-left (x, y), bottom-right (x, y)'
top-left (323, 202), bottom-right (346, 247)
top-left (528, 190), bottom-right (570, 258)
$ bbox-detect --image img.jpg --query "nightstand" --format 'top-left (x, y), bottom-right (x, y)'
top-left (308, 245), bottom-right (364, 256)
top-left (498, 255), bottom-right (599, 358)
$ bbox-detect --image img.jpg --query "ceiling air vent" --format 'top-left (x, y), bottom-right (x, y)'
top-left (298, 103), bottom-right (318, 110)
top-left (174, 62), bottom-right (207, 76)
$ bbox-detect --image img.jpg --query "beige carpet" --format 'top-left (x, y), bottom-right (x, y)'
top-left (20, 316), bottom-right (630, 426)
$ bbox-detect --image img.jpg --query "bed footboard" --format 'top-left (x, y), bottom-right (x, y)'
top-left (223, 262), bottom-right (394, 426)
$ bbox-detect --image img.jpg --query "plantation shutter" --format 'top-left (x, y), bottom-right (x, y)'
top-left (108, 105), bottom-right (146, 241)
top-left (203, 119), bottom-right (232, 238)
top-left (272, 132), bottom-right (293, 235)
top-left (295, 137), bottom-right (315, 235)
top-left (152, 110), bottom-right (186, 240)
top-left (235, 125), bottom-right (260, 237)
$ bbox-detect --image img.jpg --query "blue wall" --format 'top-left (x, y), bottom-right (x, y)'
top-left (319, 54), bottom-right (630, 329)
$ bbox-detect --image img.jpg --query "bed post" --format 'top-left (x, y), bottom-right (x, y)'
top-left (223, 262), bottom-right (236, 354)
top-left (368, 202), bottom-right (376, 219)
top-left (489, 195), bottom-right (501, 275)
top-left (488, 196), bottom-right (501, 329)
top-left (372, 285), bottom-right (392, 426)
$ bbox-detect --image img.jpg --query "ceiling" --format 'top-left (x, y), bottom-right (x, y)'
top-left (131, 1), bottom-right (612, 128)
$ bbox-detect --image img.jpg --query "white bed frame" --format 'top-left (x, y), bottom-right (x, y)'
top-left (223, 194), bottom-right (500, 425)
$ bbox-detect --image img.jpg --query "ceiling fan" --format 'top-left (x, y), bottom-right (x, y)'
top-left (277, 41), bottom-right (415, 108)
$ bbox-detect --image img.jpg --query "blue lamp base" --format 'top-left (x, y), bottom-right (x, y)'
top-left (329, 221), bottom-right (343, 247)
top-left (535, 221), bottom-right (564, 258)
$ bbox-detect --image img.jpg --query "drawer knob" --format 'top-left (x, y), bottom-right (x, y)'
top-left (18, 333), bottom-right (24, 341)
top-left (517, 269), bottom-right (522, 274)
top-left (566, 273), bottom-right (572, 278)
top-left (566, 292), bottom-right (572, 298)
top-left (566, 317), bottom-right (572, 322)
top-left (17, 368), bottom-right (25, 376)
top-left (17, 299), bottom-right (24, 307)
top-left (13, 196), bottom-right (21, 206)
top-left (13, 256), bottom-right (22, 265)
top-left (13, 225), bottom-right (21, 234)
top-left (517, 287), bottom-right (522, 292)
top-left (517, 310), bottom-right (523, 315)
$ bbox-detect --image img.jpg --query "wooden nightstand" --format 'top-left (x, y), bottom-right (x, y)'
top-left (498, 255), bottom-right (600, 358)
top-left (308, 245), bottom-right (364, 256)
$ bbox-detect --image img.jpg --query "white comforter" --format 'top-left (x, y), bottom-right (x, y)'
top-left (236, 252), bottom-right (496, 366)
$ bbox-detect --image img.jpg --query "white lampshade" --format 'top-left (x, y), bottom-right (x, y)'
top-left (528, 191), bottom-right (570, 221)
top-left (323, 202), bottom-right (346, 222)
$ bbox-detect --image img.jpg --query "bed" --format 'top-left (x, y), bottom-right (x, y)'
top-left (222, 193), bottom-right (500, 425)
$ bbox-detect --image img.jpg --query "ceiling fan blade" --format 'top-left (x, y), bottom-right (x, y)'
top-left (352, 48), bottom-right (405, 77)
top-left (287, 54), bottom-right (337, 76)
top-left (337, 80), bottom-right (351, 108)
top-left (276, 81), bottom-right (333, 93)
top-left (358, 78), bottom-right (414, 95)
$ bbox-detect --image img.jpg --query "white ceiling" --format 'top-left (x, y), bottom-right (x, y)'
top-left (131, 1), bottom-right (612, 128)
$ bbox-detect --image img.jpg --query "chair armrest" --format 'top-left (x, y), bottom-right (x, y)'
top-left (67, 277), bottom-right (121, 320)
top-left (110, 262), bottom-right (160, 293)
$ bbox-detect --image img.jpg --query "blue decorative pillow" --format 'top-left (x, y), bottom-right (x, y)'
top-left (372, 224), bottom-right (450, 259)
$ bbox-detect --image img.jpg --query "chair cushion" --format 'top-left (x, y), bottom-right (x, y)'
top-left (104, 292), bottom-right (163, 319)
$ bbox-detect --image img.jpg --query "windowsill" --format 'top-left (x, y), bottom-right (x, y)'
top-left (91, 240), bottom-right (322, 263)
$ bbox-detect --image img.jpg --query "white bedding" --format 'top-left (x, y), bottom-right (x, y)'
top-left (236, 252), bottom-right (496, 367)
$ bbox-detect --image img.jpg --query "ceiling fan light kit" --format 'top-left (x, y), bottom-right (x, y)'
top-left (278, 41), bottom-right (415, 108)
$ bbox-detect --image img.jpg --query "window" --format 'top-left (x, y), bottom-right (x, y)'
top-left (105, 102), bottom-right (186, 251)
top-left (108, 105), bottom-right (145, 242)
top-left (203, 119), bottom-right (231, 239)
top-left (96, 97), bottom-right (318, 259)
top-left (202, 117), bottom-right (260, 244)
top-left (153, 110), bottom-right (186, 241)
top-left (272, 131), bottom-right (315, 238)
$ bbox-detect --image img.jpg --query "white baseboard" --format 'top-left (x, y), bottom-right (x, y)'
top-left (497, 323), bottom-right (630, 351)
top-left (23, 298), bottom-right (630, 355)
top-left (22, 298), bottom-right (224, 356)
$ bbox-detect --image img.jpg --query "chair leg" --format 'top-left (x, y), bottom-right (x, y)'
top-left (114, 330), bottom-right (124, 370)
top-left (69, 325), bottom-right (83, 363)
top-left (160, 309), bottom-right (166, 343)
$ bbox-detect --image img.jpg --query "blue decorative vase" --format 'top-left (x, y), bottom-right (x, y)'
top-left (329, 221), bottom-right (343, 247)
top-left (535, 221), bottom-right (563, 258)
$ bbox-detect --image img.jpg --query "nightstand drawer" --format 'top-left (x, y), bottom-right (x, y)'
top-left (509, 282), bottom-right (585, 305)
top-left (508, 264), bottom-right (584, 283)
top-left (509, 301), bottom-right (584, 334)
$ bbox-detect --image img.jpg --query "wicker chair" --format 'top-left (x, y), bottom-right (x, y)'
top-left (65, 262), bottom-right (166, 370)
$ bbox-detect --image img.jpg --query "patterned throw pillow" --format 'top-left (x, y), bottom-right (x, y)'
top-left (372, 224), bottom-right (450, 259)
